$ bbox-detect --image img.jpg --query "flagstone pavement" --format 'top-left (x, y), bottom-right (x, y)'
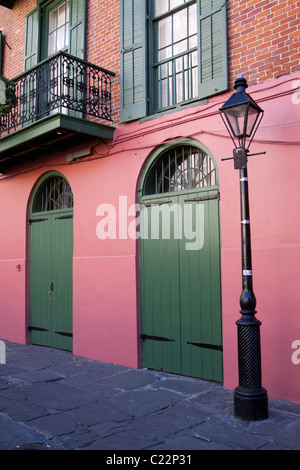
top-left (0, 341), bottom-right (300, 451)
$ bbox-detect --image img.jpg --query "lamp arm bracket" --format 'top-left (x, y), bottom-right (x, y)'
top-left (222, 151), bottom-right (266, 162)
top-left (247, 151), bottom-right (266, 157)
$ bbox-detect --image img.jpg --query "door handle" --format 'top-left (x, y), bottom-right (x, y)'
top-left (48, 282), bottom-right (53, 297)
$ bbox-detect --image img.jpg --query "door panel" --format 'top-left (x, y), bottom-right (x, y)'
top-left (140, 190), bottom-right (223, 382)
top-left (29, 211), bottom-right (73, 351)
top-left (180, 193), bottom-right (222, 381)
top-left (140, 199), bottom-right (182, 374)
top-left (51, 213), bottom-right (73, 350)
top-left (28, 216), bottom-right (52, 347)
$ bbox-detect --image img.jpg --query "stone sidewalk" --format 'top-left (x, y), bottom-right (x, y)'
top-left (0, 340), bottom-right (300, 451)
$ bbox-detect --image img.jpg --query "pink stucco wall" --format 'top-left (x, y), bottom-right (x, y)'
top-left (0, 72), bottom-right (299, 403)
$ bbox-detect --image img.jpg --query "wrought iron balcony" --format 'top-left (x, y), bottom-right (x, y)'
top-left (0, 51), bottom-right (115, 137)
top-left (0, 51), bottom-right (115, 169)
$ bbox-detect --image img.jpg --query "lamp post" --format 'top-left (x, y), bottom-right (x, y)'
top-left (219, 74), bottom-right (269, 421)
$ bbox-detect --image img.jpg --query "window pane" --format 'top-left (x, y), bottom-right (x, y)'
top-left (176, 73), bottom-right (182, 102)
top-left (144, 146), bottom-right (217, 195)
top-left (159, 45), bottom-right (172, 61)
top-left (191, 51), bottom-right (198, 97)
top-left (33, 176), bottom-right (73, 212)
top-left (173, 38), bottom-right (187, 55)
top-left (58, 3), bottom-right (66, 27)
top-left (189, 34), bottom-right (197, 48)
top-left (189, 4), bottom-right (197, 35)
top-left (155, 1), bottom-right (199, 110)
top-left (155, 0), bottom-right (168, 16)
top-left (170, 0), bottom-right (186, 10)
top-left (49, 10), bottom-right (57, 33)
top-left (48, 1), bottom-right (70, 55)
top-left (158, 17), bottom-right (172, 49)
top-left (57, 25), bottom-right (65, 50)
top-left (158, 62), bottom-right (173, 108)
top-left (173, 9), bottom-right (187, 42)
top-left (48, 31), bottom-right (56, 54)
top-left (65, 21), bottom-right (69, 47)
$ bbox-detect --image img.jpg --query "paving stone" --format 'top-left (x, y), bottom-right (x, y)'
top-left (94, 369), bottom-right (160, 391)
top-left (148, 434), bottom-right (233, 450)
top-left (0, 341), bottom-right (300, 451)
top-left (0, 414), bottom-right (47, 450)
top-left (108, 389), bottom-right (183, 418)
top-left (28, 412), bottom-right (77, 436)
top-left (189, 417), bottom-right (270, 450)
top-left (20, 381), bottom-right (97, 411)
top-left (71, 399), bottom-right (132, 426)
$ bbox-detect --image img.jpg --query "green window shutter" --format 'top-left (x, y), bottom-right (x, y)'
top-left (69, 0), bottom-right (86, 59)
top-left (198, 0), bottom-right (228, 99)
top-left (24, 8), bottom-right (39, 71)
top-left (120, 0), bottom-right (147, 123)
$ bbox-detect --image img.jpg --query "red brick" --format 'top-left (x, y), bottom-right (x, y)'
top-left (1, 0), bottom-right (299, 122)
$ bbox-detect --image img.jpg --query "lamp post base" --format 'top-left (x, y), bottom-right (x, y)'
top-left (234, 386), bottom-right (269, 421)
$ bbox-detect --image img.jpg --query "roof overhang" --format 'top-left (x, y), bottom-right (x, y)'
top-left (0, 114), bottom-right (115, 171)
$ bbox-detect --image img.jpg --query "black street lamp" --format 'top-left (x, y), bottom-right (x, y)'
top-left (219, 74), bottom-right (269, 421)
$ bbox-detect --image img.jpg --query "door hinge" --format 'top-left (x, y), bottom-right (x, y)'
top-left (28, 218), bottom-right (48, 224)
top-left (187, 341), bottom-right (223, 352)
top-left (28, 326), bottom-right (48, 332)
top-left (55, 331), bottom-right (73, 337)
top-left (141, 200), bottom-right (172, 207)
top-left (55, 215), bottom-right (73, 220)
top-left (141, 334), bottom-right (175, 342)
top-left (184, 192), bottom-right (220, 203)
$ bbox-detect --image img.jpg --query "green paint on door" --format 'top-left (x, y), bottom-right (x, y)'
top-left (139, 144), bottom-right (223, 382)
top-left (29, 174), bottom-right (73, 351)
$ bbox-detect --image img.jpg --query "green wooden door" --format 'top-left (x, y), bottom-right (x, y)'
top-left (29, 174), bottom-right (73, 351)
top-left (139, 144), bottom-right (223, 382)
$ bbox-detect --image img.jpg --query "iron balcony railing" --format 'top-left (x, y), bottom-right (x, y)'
top-left (0, 51), bottom-right (115, 137)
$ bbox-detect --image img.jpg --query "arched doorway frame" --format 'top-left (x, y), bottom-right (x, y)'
top-left (137, 138), bottom-right (223, 382)
top-left (137, 138), bottom-right (220, 198)
top-left (27, 170), bottom-right (74, 351)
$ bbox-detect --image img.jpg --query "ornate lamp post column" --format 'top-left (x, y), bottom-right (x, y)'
top-left (219, 75), bottom-right (269, 420)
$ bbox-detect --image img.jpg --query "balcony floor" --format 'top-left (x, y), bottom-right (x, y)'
top-left (0, 113), bottom-right (115, 171)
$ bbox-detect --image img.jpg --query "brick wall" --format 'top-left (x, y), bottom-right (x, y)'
top-left (227, 0), bottom-right (300, 87)
top-left (0, 0), bottom-right (299, 121)
top-left (86, 0), bottom-right (120, 123)
top-left (0, 0), bottom-right (36, 79)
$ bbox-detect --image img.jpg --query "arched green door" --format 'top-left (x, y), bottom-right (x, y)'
top-left (139, 142), bottom-right (223, 382)
top-left (28, 173), bottom-right (73, 351)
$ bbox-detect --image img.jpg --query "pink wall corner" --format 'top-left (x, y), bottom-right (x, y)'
top-left (72, 254), bottom-right (139, 368)
top-left (0, 261), bottom-right (26, 344)
top-left (254, 247), bottom-right (300, 403)
top-left (0, 174), bottom-right (32, 344)
top-left (68, 157), bottom-right (140, 368)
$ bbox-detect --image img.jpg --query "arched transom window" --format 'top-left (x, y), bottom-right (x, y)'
top-left (144, 145), bottom-right (217, 195)
top-left (32, 175), bottom-right (73, 213)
